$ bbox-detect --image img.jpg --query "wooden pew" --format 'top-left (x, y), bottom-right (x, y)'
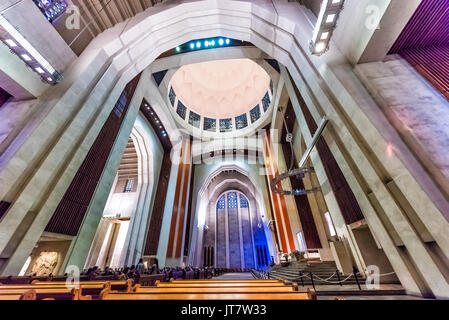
top-left (138, 274), bottom-right (166, 286)
top-left (0, 287), bottom-right (91, 300)
top-left (0, 279), bottom-right (135, 300)
top-left (134, 286), bottom-right (299, 293)
top-left (155, 281), bottom-right (291, 288)
top-left (100, 289), bottom-right (316, 300)
top-left (169, 279), bottom-right (283, 284)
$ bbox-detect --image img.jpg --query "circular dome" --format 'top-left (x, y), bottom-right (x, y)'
top-left (170, 59), bottom-right (271, 119)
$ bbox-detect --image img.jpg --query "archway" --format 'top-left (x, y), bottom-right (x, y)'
top-left (189, 164), bottom-right (275, 269)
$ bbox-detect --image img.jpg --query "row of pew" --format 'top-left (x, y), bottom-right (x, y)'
top-left (0, 278), bottom-right (316, 300)
top-left (99, 279), bottom-right (317, 300)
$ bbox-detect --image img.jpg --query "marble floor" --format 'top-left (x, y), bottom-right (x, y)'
top-left (213, 273), bottom-right (257, 280)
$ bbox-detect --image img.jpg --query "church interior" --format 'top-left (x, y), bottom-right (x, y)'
top-left (0, 0), bottom-right (448, 302)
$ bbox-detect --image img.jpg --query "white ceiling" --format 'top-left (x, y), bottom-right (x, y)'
top-left (170, 59), bottom-right (270, 119)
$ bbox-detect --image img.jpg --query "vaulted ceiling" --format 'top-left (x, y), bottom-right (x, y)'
top-left (58, 0), bottom-right (166, 55)
top-left (71, 0), bottom-right (165, 33)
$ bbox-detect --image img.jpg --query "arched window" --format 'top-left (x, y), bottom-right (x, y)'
top-left (214, 190), bottom-right (255, 269)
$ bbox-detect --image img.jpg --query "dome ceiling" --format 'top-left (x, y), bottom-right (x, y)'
top-left (170, 59), bottom-right (271, 119)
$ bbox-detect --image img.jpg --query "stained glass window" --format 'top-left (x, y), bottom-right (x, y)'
top-left (32, 0), bottom-right (67, 23)
top-left (217, 195), bottom-right (226, 210)
top-left (235, 113), bottom-right (248, 130)
top-left (239, 194), bottom-right (249, 208)
top-left (204, 117), bottom-right (216, 132)
top-left (169, 87), bottom-right (176, 106)
top-left (227, 192), bottom-right (238, 209)
top-left (262, 92), bottom-right (271, 112)
top-left (176, 100), bottom-right (187, 120)
top-left (220, 118), bottom-right (233, 132)
top-left (250, 105), bottom-right (261, 123)
top-left (189, 111), bottom-right (201, 128)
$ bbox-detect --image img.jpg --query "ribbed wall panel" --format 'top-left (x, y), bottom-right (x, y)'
top-left (293, 80), bottom-right (365, 225)
top-left (401, 46), bottom-right (449, 99)
top-left (390, 0), bottom-right (449, 52)
top-left (45, 74), bottom-right (141, 236)
top-left (144, 152), bottom-right (172, 256)
top-left (282, 101), bottom-right (322, 248)
top-left (390, 0), bottom-right (449, 100)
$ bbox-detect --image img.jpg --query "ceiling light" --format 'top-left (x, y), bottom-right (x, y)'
top-left (326, 14), bottom-right (336, 23)
top-left (320, 32), bottom-right (329, 40)
top-left (175, 46), bottom-right (181, 52)
top-left (205, 41), bottom-right (209, 47)
top-left (21, 54), bottom-right (32, 61)
top-left (315, 42), bottom-right (327, 54)
top-left (310, 0), bottom-right (345, 56)
top-left (218, 38), bottom-right (224, 46)
top-left (4, 39), bottom-right (16, 47)
top-left (225, 38), bottom-right (230, 45)
top-left (0, 15), bottom-right (58, 76)
top-left (190, 43), bottom-right (195, 49)
top-left (35, 67), bottom-right (45, 74)
top-left (196, 41), bottom-right (201, 48)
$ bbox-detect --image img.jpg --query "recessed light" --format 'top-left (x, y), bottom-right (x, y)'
top-left (315, 42), bottom-right (327, 53)
top-left (35, 67), bottom-right (45, 74)
top-left (21, 54), bottom-right (32, 61)
top-left (320, 32), bottom-right (329, 40)
top-left (326, 14), bottom-right (336, 23)
top-left (5, 39), bottom-right (16, 47)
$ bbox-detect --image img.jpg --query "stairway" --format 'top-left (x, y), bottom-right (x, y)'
top-left (268, 261), bottom-right (363, 286)
top-left (266, 261), bottom-right (406, 296)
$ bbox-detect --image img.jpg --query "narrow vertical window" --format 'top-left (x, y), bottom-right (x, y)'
top-left (325, 212), bottom-right (337, 236)
top-left (124, 179), bottom-right (134, 193)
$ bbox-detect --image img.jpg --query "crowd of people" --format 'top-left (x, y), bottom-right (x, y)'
top-left (79, 259), bottom-right (249, 282)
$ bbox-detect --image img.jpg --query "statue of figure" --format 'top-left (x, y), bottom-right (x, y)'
top-left (31, 252), bottom-right (59, 276)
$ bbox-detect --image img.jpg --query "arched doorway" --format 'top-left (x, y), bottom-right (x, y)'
top-left (199, 187), bottom-right (271, 270)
